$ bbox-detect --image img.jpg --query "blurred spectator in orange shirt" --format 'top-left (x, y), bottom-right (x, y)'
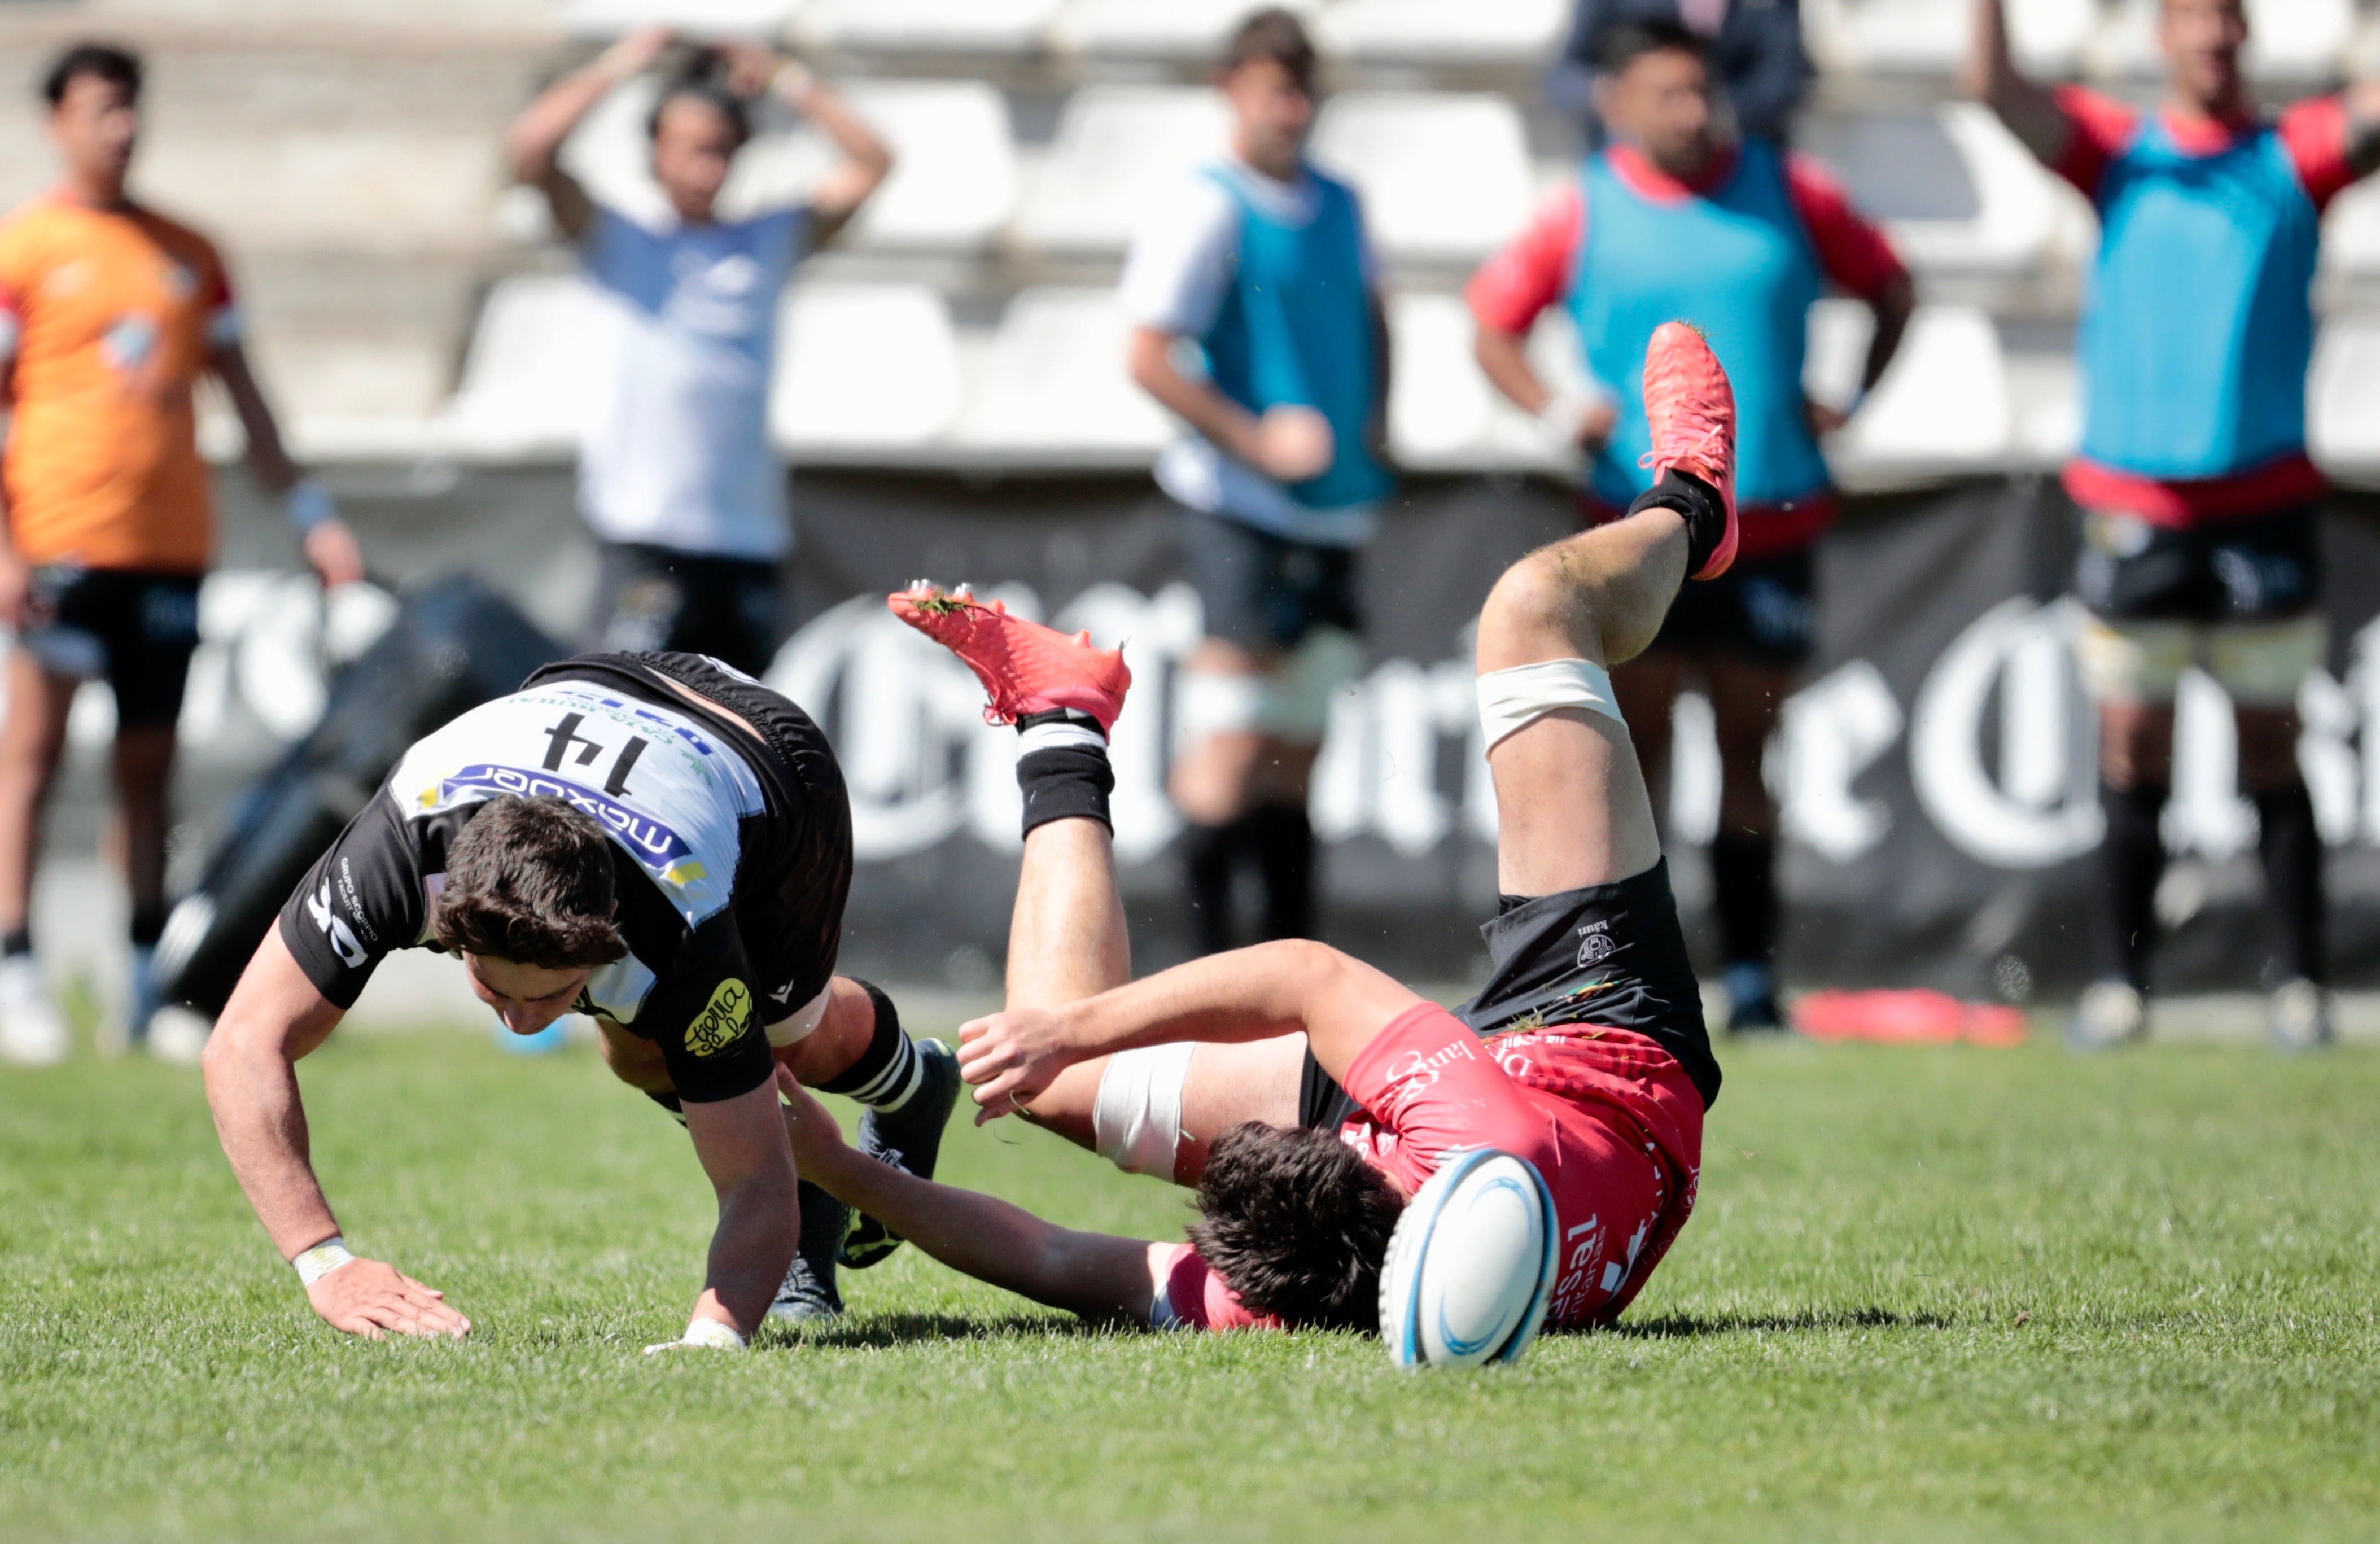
top-left (0, 43), bottom-right (364, 1065)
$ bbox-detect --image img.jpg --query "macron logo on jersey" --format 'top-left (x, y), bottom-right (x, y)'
top-left (434, 764), bottom-right (698, 880)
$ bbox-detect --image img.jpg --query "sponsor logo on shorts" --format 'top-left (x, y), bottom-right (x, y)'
top-left (1576, 921), bottom-right (1616, 968)
top-left (685, 978), bottom-right (753, 1059)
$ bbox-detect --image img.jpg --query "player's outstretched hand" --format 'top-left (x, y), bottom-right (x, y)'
top-left (308, 1257), bottom-right (471, 1340)
top-left (955, 1007), bottom-right (1074, 1125)
top-left (301, 518), bottom-right (368, 589)
top-left (773, 1064), bottom-right (848, 1171)
top-left (1248, 404), bottom-right (1335, 483)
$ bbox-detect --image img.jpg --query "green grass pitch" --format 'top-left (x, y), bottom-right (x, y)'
top-left (4, 1014), bottom-right (2378, 1542)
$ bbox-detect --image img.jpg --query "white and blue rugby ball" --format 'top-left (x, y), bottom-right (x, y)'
top-left (1379, 1147), bottom-right (1559, 1370)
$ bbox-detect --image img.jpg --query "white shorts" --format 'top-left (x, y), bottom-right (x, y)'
top-left (2075, 614), bottom-right (2325, 708)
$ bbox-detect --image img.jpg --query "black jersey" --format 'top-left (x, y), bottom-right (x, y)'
top-left (277, 653), bottom-right (851, 1103)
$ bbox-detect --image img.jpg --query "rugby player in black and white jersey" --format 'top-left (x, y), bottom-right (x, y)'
top-left (199, 651), bottom-right (959, 1348)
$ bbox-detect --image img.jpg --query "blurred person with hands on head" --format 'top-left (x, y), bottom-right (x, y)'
top-left (1469, 20), bottom-right (1912, 1035)
top-left (0, 43), bottom-right (364, 1067)
top-left (1121, 8), bottom-right (1394, 961)
top-left (508, 28), bottom-right (891, 678)
top-left (1966, 0), bottom-right (2380, 1051)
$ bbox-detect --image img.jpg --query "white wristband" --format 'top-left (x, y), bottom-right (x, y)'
top-left (293, 1235), bottom-right (357, 1288)
top-left (285, 478), bottom-right (335, 535)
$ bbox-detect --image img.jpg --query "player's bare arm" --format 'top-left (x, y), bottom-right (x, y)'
top-left (1962, 0), bottom-right (2075, 166)
top-left (737, 53), bottom-right (893, 247)
top-left (958, 939), bottom-right (1422, 1123)
top-left (1810, 270), bottom-right (1917, 437)
top-left (506, 26), bottom-right (672, 240)
top-left (205, 339), bottom-right (365, 588)
top-left (202, 928), bottom-right (470, 1339)
top-left (679, 1079), bottom-right (801, 1338)
top-left (1127, 326), bottom-right (1335, 484)
top-left (776, 1068), bottom-right (1165, 1324)
top-left (2340, 81), bottom-right (2380, 178)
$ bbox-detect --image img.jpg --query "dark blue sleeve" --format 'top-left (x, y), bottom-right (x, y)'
top-left (1715, 0), bottom-right (1811, 143)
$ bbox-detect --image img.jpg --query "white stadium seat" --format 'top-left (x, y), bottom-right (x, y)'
top-left (1307, 92), bottom-right (1534, 264)
top-left (1010, 87), bottom-right (1231, 257)
top-left (2321, 178), bottom-right (2380, 279)
top-left (771, 285), bottom-right (964, 457)
top-left (797, 0), bottom-right (1061, 53)
top-left (1824, 104), bottom-right (2063, 287)
top-left (2308, 317), bottom-right (2380, 482)
top-left (1809, 302), bottom-right (2015, 484)
top-left (1052, 0), bottom-right (1320, 59)
top-left (1809, 0), bottom-right (2092, 77)
top-left (554, 0), bottom-right (805, 33)
top-left (1315, 0), bottom-right (1569, 66)
top-left (1384, 292), bottom-right (1579, 472)
top-left (441, 275), bottom-right (609, 460)
top-left (955, 288), bottom-right (1172, 462)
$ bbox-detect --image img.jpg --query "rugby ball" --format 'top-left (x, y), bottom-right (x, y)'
top-left (1379, 1148), bottom-right (1558, 1370)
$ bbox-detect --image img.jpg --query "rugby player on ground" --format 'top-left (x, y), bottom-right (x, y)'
top-left (200, 652), bottom-right (958, 1344)
top-left (1471, 19), bottom-right (1912, 1034)
top-left (777, 325), bottom-right (1734, 1333)
top-left (1968, 0), bottom-right (2380, 1050)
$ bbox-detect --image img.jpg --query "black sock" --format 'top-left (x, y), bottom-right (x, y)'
top-left (1016, 709), bottom-right (1113, 838)
top-left (1707, 833), bottom-right (1778, 979)
top-left (2098, 781), bottom-right (2168, 991)
top-left (130, 905), bottom-right (168, 951)
top-left (1249, 803), bottom-right (1317, 942)
top-left (816, 981), bottom-right (925, 1110)
top-left (1, 928), bottom-right (29, 959)
top-left (1182, 817), bottom-right (1244, 957)
top-left (1628, 469), bottom-right (1728, 575)
top-left (2254, 784), bottom-right (2325, 986)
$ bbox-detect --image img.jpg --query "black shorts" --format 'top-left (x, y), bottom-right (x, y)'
top-left (524, 650), bottom-right (854, 1018)
top-left (592, 542), bottom-right (785, 680)
top-left (20, 566), bottom-right (203, 728)
top-left (1650, 545), bottom-right (1815, 666)
top-left (1179, 507), bottom-right (1362, 654)
top-left (1299, 859), bottom-right (1721, 1128)
top-left (2075, 504), bottom-right (2320, 623)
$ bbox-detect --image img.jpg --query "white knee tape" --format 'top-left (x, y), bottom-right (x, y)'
top-left (1257, 627), bottom-right (1364, 743)
top-left (1092, 1042), bottom-right (1196, 1179)
top-left (765, 985), bottom-right (832, 1048)
top-left (1175, 670), bottom-right (1268, 742)
top-left (1477, 658), bottom-right (1624, 751)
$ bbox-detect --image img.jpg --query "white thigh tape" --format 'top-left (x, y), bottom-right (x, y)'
top-left (1092, 1042), bottom-right (1197, 1179)
top-left (1476, 658), bottom-right (1624, 752)
top-left (765, 984), bottom-right (833, 1048)
top-left (1174, 669), bottom-right (1267, 742)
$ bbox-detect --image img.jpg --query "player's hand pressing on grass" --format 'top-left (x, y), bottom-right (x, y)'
top-left (308, 1257), bottom-right (471, 1340)
top-left (956, 1006), bottom-right (1075, 1125)
top-left (774, 1064), bottom-right (848, 1173)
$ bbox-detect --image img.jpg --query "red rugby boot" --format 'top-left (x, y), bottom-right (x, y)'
top-left (887, 582), bottom-right (1131, 733)
top-left (1640, 321), bottom-right (1739, 580)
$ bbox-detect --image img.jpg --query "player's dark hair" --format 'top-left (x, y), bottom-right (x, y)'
top-left (1595, 18), bottom-right (1712, 75)
top-left (1220, 8), bottom-right (1319, 94)
top-left (1189, 1122), bottom-right (1405, 1332)
top-left (43, 43), bottom-right (142, 108)
top-left (431, 795), bottom-right (628, 970)
top-left (646, 49), bottom-right (751, 148)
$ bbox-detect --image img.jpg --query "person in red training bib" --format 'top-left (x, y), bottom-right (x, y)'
top-left (777, 322), bottom-right (1738, 1335)
top-left (1468, 19), bottom-right (1911, 1035)
top-left (1967, 0), bottom-right (2380, 1052)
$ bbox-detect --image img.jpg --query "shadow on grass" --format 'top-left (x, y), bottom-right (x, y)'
top-left (767, 1311), bottom-right (1117, 1350)
top-left (1595, 1306), bottom-right (1954, 1339)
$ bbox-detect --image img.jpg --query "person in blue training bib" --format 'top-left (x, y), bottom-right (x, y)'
top-left (507, 29), bottom-right (891, 677)
top-left (1469, 19), bottom-right (1913, 1034)
top-left (1967, 0), bottom-right (2380, 1051)
top-left (199, 652), bottom-right (960, 1347)
top-left (1119, 8), bottom-right (1393, 960)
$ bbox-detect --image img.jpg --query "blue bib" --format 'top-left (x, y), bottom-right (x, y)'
top-left (1197, 167), bottom-right (1394, 511)
top-left (1569, 143), bottom-right (1828, 510)
top-left (2078, 117), bottom-right (2319, 480)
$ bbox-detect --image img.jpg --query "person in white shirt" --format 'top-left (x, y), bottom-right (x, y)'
top-left (1119, 10), bottom-right (1393, 959)
top-left (508, 30), bottom-right (891, 676)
